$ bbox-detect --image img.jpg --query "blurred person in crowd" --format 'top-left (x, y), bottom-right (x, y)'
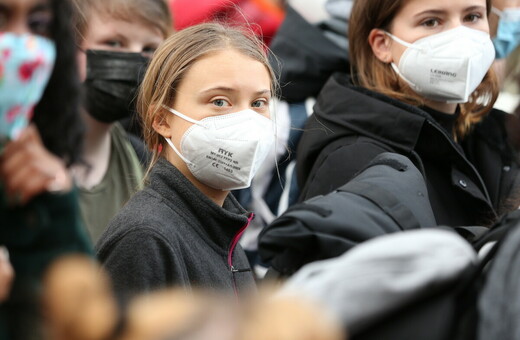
top-left (489, 0), bottom-right (520, 109)
top-left (169, 0), bottom-right (285, 45)
top-left (489, 0), bottom-right (520, 61)
top-left (0, 0), bottom-right (94, 338)
top-left (96, 23), bottom-right (277, 300)
top-left (70, 0), bottom-right (172, 243)
top-left (297, 0), bottom-right (520, 229)
top-left (488, 0), bottom-right (520, 152)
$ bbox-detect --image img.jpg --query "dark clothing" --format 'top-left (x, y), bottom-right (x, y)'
top-left (422, 106), bottom-right (460, 134)
top-left (297, 73), bottom-right (519, 226)
top-left (268, 6), bottom-right (349, 102)
top-left (478, 212), bottom-right (520, 340)
top-left (96, 158), bottom-right (255, 300)
top-left (0, 189), bottom-right (94, 340)
top-left (259, 153), bottom-right (438, 277)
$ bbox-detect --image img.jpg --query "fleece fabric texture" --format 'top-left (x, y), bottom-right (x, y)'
top-left (96, 158), bottom-right (255, 300)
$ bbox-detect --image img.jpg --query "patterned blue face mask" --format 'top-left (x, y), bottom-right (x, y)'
top-left (492, 6), bottom-right (520, 59)
top-left (0, 33), bottom-right (56, 142)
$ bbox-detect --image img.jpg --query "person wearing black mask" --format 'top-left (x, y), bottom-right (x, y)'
top-left (71, 0), bottom-right (173, 242)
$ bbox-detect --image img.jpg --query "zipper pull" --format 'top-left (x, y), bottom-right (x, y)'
top-left (230, 266), bottom-right (251, 273)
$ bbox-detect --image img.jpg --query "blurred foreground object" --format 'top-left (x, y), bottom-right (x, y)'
top-left (43, 255), bottom-right (118, 340)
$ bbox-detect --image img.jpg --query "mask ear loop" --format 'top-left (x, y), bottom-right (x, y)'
top-left (164, 137), bottom-right (193, 165)
top-left (161, 104), bottom-right (202, 126)
top-left (384, 31), bottom-right (423, 92)
top-left (491, 6), bottom-right (503, 17)
top-left (161, 104), bottom-right (199, 165)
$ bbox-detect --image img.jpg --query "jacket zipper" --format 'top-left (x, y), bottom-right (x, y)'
top-left (228, 213), bottom-right (254, 297)
top-left (425, 120), bottom-right (493, 205)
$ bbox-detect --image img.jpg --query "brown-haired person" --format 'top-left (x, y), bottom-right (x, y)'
top-left (297, 0), bottom-right (520, 228)
top-left (70, 0), bottom-right (173, 243)
top-left (96, 23), bottom-right (276, 300)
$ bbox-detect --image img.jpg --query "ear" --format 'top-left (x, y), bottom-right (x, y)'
top-left (368, 28), bottom-right (393, 64)
top-left (151, 105), bottom-right (173, 138)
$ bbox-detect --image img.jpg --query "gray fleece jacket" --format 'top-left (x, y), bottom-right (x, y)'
top-left (96, 158), bottom-right (255, 300)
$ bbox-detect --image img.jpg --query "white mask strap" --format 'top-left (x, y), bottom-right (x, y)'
top-left (491, 6), bottom-right (503, 17)
top-left (390, 62), bottom-right (420, 91)
top-left (384, 31), bottom-right (415, 49)
top-left (164, 137), bottom-right (193, 165)
top-left (162, 104), bottom-right (203, 126)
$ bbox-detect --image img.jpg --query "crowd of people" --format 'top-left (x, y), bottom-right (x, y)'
top-left (1, 0), bottom-right (520, 339)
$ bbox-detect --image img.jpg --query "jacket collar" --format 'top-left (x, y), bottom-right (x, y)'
top-left (313, 73), bottom-right (434, 152)
top-left (147, 158), bottom-right (250, 250)
top-left (310, 73), bottom-right (494, 208)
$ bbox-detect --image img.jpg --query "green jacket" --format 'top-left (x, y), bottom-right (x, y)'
top-left (0, 188), bottom-right (93, 340)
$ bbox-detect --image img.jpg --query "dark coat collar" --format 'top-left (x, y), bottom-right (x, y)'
top-left (147, 158), bottom-right (250, 249)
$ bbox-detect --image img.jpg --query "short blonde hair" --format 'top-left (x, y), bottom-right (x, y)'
top-left (71, 0), bottom-right (173, 42)
top-left (349, 0), bottom-right (498, 139)
top-left (138, 22), bottom-right (278, 176)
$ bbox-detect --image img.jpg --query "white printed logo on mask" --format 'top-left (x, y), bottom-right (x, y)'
top-left (162, 105), bottom-right (275, 191)
top-left (386, 26), bottom-right (495, 103)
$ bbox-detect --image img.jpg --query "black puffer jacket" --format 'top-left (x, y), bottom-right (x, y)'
top-left (297, 73), bottom-right (520, 227)
top-left (259, 152), bottom-right (437, 277)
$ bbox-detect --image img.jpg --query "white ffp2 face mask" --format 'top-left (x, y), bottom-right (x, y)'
top-left (386, 26), bottom-right (495, 103)
top-left (162, 105), bottom-right (275, 191)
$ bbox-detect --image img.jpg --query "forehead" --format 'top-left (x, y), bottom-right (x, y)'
top-left (0, 0), bottom-right (50, 10)
top-left (398, 0), bottom-right (487, 12)
top-left (84, 10), bottom-right (164, 42)
top-left (183, 49), bottom-right (271, 88)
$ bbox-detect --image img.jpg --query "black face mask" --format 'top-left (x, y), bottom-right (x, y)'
top-left (84, 50), bottom-right (150, 123)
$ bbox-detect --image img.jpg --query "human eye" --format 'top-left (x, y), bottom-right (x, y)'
top-left (251, 99), bottom-right (268, 108)
top-left (464, 12), bottom-right (483, 23)
top-left (141, 45), bottom-right (158, 58)
top-left (103, 39), bottom-right (123, 49)
top-left (212, 99), bottom-right (231, 107)
top-left (28, 8), bottom-right (53, 37)
top-left (420, 17), bottom-right (440, 28)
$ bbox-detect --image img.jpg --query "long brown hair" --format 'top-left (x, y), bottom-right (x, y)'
top-left (349, 0), bottom-right (498, 138)
top-left (137, 22), bottom-right (278, 177)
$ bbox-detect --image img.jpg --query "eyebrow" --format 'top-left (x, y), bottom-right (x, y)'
top-left (414, 5), bottom-right (486, 18)
top-left (201, 86), bottom-right (271, 96)
top-left (414, 9), bottom-right (447, 18)
top-left (463, 5), bottom-right (487, 13)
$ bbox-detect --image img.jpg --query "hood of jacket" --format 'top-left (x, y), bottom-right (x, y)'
top-left (269, 6), bottom-right (349, 102)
